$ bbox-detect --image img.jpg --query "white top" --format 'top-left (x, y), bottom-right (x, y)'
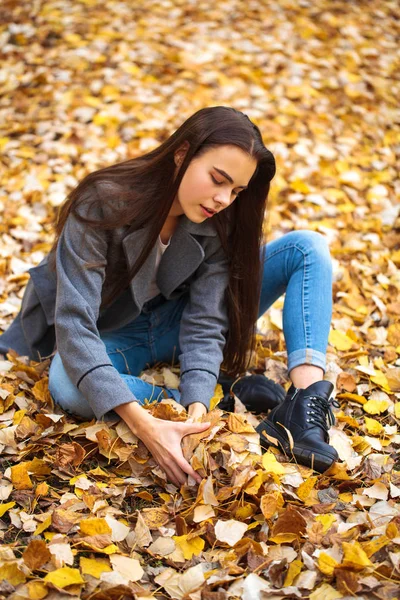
top-left (143, 235), bottom-right (171, 303)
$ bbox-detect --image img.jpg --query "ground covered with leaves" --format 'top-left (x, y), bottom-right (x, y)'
top-left (0, 0), bottom-right (399, 598)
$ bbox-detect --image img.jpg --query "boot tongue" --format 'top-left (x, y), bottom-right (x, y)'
top-left (303, 380), bottom-right (334, 401)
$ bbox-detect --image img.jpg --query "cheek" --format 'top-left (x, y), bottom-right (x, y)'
top-left (181, 170), bottom-right (209, 200)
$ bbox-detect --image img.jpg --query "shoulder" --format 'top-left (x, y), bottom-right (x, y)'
top-left (74, 181), bottom-right (116, 221)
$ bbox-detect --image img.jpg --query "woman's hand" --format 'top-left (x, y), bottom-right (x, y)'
top-left (182, 402), bottom-right (208, 462)
top-left (115, 401), bottom-right (210, 487)
top-left (187, 401), bottom-right (208, 420)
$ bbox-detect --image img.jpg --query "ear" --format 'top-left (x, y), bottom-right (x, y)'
top-left (174, 141), bottom-right (190, 167)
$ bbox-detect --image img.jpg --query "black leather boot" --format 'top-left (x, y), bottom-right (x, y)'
top-left (256, 380), bottom-right (339, 472)
top-left (217, 374), bottom-right (286, 414)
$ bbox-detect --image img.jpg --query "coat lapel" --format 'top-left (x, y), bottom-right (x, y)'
top-left (122, 215), bottom-right (217, 307)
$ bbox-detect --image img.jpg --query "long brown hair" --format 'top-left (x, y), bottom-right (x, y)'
top-left (51, 106), bottom-right (276, 375)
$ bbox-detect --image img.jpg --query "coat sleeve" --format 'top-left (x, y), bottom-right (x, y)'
top-left (178, 238), bottom-right (230, 410)
top-left (54, 186), bottom-right (140, 419)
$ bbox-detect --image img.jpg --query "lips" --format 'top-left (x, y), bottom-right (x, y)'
top-left (201, 205), bottom-right (216, 217)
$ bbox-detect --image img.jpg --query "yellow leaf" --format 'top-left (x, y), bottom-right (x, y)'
top-left (262, 452), bottom-right (286, 475)
top-left (395, 403), bottom-right (400, 419)
top-left (318, 552), bottom-right (339, 576)
top-left (342, 541), bottom-right (372, 569)
top-left (107, 135), bottom-right (121, 149)
top-left (159, 493), bottom-right (171, 503)
top-left (11, 462), bottom-right (33, 490)
top-left (79, 517), bottom-right (112, 536)
top-left (247, 521), bottom-right (261, 530)
top-left (315, 514), bottom-right (336, 533)
top-left (13, 409), bottom-right (26, 424)
top-left (336, 392), bottom-right (366, 405)
top-left (370, 371), bottom-right (391, 392)
top-left (387, 323), bottom-right (400, 346)
top-left (363, 399), bottom-right (389, 415)
top-left (386, 522), bottom-right (399, 539)
top-left (28, 458), bottom-right (51, 476)
top-left (324, 462), bottom-right (352, 480)
top-left (0, 501), bottom-right (15, 517)
top-left (80, 557), bottom-right (112, 578)
top-left (35, 482), bottom-right (49, 497)
top-left (364, 417), bottom-right (383, 436)
top-left (80, 542), bottom-right (118, 554)
top-left (361, 535), bottom-right (389, 558)
top-left (269, 533), bottom-right (298, 543)
top-left (235, 503), bottom-right (255, 520)
top-left (0, 137), bottom-right (10, 150)
top-left (329, 330), bottom-right (355, 351)
top-left (0, 562), bottom-right (26, 585)
top-left (290, 179), bottom-right (311, 194)
top-left (227, 413), bottom-right (255, 434)
top-left (310, 583), bottom-right (342, 600)
top-left (27, 580), bottom-right (48, 600)
top-left (297, 476), bottom-right (318, 501)
top-left (284, 559), bottom-right (302, 586)
top-left (210, 383), bottom-right (224, 410)
top-left (34, 515), bottom-right (52, 536)
top-left (172, 534), bottom-right (205, 560)
top-left (44, 567), bottom-right (84, 588)
top-left (244, 472), bottom-right (263, 495)
top-left (339, 492), bottom-right (353, 503)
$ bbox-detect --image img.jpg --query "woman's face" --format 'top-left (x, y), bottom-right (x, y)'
top-left (170, 145), bottom-right (257, 222)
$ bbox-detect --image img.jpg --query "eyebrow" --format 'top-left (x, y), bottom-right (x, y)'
top-left (213, 167), bottom-right (248, 189)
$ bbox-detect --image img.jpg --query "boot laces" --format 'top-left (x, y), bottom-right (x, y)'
top-left (306, 395), bottom-right (340, 432)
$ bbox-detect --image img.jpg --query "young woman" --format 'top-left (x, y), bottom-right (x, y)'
top-left (0, 106), bottom-right (338, 485)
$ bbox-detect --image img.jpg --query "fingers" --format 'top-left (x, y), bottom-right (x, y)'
top-left (160, 450), bottom-right (202, 487)
top-left (176, 451), bottom-right (202, 485)
top-left (163, 456), bottom-right (197, 487)
top-left (164, 460), bottom-right (187, 488)
top-left (181, 421), bottom-right (211, 436)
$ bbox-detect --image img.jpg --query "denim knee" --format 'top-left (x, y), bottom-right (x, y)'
top-left (292, 230), bottom-right (332, 264)
top-left (48, 353), bottom-right (95, 420)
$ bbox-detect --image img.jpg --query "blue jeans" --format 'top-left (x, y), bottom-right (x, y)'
top-left (49, 231), bottom-right (332, 419)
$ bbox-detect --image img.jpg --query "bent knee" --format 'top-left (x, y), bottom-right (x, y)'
top-left (289, 230), bottom-right (332, 263)
top-left (49, 354), bottom-right (95, 420)
top-left (295, 230), bottom-right (330, 252)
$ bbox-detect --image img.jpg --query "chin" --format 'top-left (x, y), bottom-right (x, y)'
top-left (185, 208), bottom-right (204, 223)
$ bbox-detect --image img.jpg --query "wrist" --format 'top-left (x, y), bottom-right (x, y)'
top-left (115, 401), bottom-right (153, 437)
top-left (187, 402), bottom-right (208, 419)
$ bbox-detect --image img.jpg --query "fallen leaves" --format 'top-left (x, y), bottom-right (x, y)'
top-left (0, 0), bottom-right (399, 598)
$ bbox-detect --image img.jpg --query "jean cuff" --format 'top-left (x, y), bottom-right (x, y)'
top-left (287, 348), bottom-right (326, 373)
top-left (166, 388), bottom-right (181, 403)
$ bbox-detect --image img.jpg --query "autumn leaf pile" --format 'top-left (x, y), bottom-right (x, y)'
top-left (0, 0), bottom-right (399, 598)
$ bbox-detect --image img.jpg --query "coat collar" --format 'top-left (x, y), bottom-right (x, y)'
top-left (122, 215), bottom-right (217, 306)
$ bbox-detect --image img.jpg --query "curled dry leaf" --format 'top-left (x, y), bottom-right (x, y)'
top-left (0, 2), bottom-right (398, 598)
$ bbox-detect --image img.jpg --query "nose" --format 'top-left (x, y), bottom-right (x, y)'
top-left (214, 189), bottom-right (232, 208)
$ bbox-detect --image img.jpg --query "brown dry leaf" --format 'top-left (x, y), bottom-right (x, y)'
top-left (260, 491), bottom-right (284, 520)
top-left (0, 2), bottom-right (398, 598)
top-left (270, 505), bottom-right (307, 540)
top-left (23, 540), bottom-right (51, 570)
top-left (55, 442), bottom-right (86, 468)
top-left (140, 507), bottom-right (170, 530)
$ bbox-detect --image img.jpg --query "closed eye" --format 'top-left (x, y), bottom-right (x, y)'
top-left (211, 175), bottom-right (223, 185)
top-left (211, 174), bottom-right (241, 196)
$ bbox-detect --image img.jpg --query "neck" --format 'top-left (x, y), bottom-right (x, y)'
top-left (160, 214), bottom-right (179, 244)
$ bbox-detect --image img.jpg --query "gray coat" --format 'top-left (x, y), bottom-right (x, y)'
top-left (0, 183), bottom-right (230, 419)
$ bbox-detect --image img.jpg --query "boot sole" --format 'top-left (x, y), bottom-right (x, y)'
top-left (257, 420), bottom-right (337, 473)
